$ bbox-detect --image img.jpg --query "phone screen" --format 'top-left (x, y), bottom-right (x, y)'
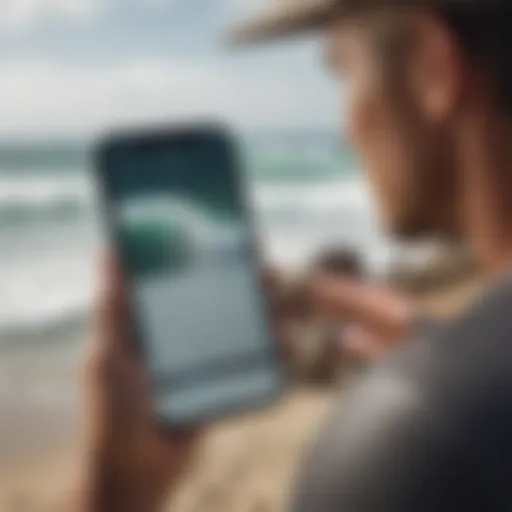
top-left (98, 127), bottom-right (282, 426)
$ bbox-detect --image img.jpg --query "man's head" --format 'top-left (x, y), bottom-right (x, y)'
top-left (230, 2), bottom-right (512, 240)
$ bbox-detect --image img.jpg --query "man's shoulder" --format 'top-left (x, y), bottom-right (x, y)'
top-left (406, 274), bottom-right (512, 394)
top-left (292, 357), bottom-right (483, 511)
top-left (292, 277), bottom-right (512, 511)
top-left (341, 273), bottom-right (512, 432)
top-left (447, 273), bottom-right (512, 341)
top-left (378, 274), bottom-right (512, 443)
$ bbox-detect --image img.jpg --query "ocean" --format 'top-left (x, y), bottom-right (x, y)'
top-left (0, 134), bottom-right (395, 351)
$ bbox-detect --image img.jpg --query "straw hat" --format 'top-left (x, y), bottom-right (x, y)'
top-left (227, 0), bottom-right (502, 46)
top-left (227, 0), bottom-right (344, 46)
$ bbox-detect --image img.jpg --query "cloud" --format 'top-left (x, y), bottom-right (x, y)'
top-left (0, 59), bottom-right (337, 138)
top-left (228, 0), bottom-right (266, 13)
top-left (0, 0), bottom-right (106, 31)
top-left (0, 0), bottom-right (238, 32)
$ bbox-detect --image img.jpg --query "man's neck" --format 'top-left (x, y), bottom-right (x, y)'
top-left (459, 111), bottom-right (512, 279)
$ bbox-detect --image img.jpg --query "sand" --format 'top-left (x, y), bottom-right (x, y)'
top-left (0, 277), bottom-right (483, 512)
top-left (0, 389), bottom-right (333, 512)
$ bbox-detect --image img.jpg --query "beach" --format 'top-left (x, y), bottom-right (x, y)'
top-left (0, 136), bottom-right (484, 510)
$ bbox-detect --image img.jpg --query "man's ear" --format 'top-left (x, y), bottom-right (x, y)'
top-left (407, 12), bottom-right (465, 123)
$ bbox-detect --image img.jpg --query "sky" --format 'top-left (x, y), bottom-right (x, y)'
top-left (0, 0), bottom-right (341, 140)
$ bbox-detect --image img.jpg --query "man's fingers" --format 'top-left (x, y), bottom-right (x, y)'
top-left (93, 253), bottom-right (131, 359)
top-left (314, 276), bottom-right (413, 339)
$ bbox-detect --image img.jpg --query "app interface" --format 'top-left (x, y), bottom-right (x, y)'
top-left (103, 135), bottom-right (279, 422)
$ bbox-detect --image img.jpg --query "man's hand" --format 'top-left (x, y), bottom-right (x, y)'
top-left (77, 257), bottom-right (198, 512)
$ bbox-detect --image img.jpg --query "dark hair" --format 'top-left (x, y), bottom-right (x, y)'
top-left (438, 7), bottom-right (512, 110)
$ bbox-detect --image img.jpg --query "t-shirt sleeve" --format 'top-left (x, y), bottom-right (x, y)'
top-left (290, 368), bottom-right (481, 512)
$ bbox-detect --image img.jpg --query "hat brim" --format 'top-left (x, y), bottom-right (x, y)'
top-left (226, 1), bottom-right (343, 47)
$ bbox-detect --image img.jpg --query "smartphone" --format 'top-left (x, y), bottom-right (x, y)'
top-left (95, 123), bottom-right (283, 428)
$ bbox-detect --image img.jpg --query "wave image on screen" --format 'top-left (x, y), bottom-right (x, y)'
top-left (118, 194), bottom-right (250, 279)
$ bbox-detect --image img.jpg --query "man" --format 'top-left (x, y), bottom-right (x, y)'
top-left (77, 0), bottom-right (512, 510)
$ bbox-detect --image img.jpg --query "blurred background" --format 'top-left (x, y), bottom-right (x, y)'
top-left (0, 1), bottom-right (482, 510)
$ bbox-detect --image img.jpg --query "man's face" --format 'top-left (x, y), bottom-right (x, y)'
top-left (327, 14), bottom-right (460, 239)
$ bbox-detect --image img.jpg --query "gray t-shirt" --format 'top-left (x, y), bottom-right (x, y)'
top-left (292, 277), bottom-right (512, 511)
